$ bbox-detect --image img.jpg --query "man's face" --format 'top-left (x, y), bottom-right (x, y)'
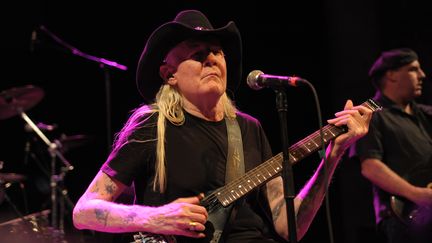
top-left (391, 60), bottom-right (426, 99)
top-left (163, 39), bottom-right (227, 103)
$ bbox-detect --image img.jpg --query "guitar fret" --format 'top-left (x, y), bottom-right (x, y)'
top-left (268, 161), bottom-right (281, 173)
top-left (239, 186), bottom-right (247, 194)
top-left (263, 165), bottom-right (272, 177)
top-left (304, 143), bottom-right (312, 152)
top-left (292, 147), bottom-right (308, 160)
top-left (268, 161), bottom-right (279, 175)
top-left (246, 179), bottom-right (253, 189)
top-left (289, 151), bottom-right (298, 161)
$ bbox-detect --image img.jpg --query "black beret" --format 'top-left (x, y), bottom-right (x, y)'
top-left (369, 48), bottom-right (418, 86)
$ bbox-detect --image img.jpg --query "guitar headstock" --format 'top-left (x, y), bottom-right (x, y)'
top-left (363, 98), bottom-right (382, 112)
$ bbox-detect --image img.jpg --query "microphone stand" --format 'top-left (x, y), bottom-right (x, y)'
top-left (37, 25), bottom-right (128, 151)
top-left (274, 88), bottom-right (297, 243)
top-left (102, 66), bottom-right (113, 151)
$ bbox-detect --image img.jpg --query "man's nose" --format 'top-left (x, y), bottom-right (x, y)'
top-left (202, 52), bottom-right (218, 67)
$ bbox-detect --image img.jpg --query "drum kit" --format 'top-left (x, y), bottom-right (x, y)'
top-left (0, 85), bottom-right (92, 241)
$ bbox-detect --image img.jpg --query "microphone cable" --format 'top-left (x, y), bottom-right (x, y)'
top-left (301, 79), bottom-right (335, 243)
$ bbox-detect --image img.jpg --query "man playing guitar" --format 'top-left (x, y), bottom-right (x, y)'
top-left (352, 48), bottom-right (432, 243)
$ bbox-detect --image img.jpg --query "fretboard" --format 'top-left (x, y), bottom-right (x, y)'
top-left (214, 98), bottom-right (381, 207)
top-left (216, 124), bottom-right (346, 207)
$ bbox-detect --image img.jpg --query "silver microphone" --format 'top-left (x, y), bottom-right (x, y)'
top-left (247, 70), bottom-right (306, 90)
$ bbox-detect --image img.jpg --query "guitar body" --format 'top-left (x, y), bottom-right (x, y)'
top-left (132, 192), bottom-right (233, 243)
top-left (200, 204), bottom-right (233, 243)
top-left (390, 164), bottom-right (432, 228)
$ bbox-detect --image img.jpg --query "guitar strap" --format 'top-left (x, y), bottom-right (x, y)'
top-left (221, 116), bottom-right (245, 243)
top-left (225, 117), bottom-right (245, 183)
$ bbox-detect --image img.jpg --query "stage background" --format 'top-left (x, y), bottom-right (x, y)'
top-left (1, 1), bottom-right (431, 242)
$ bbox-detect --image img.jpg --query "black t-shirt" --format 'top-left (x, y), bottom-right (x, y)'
top-left (102, 110), bottom-right (284, 242)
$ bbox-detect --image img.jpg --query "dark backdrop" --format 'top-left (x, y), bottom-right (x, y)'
top-left (1, 0), bottom-right (431, 242)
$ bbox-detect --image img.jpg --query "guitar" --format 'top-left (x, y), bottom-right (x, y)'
top-left (132, 99), bottom-right (382, 243)
top-left (390, 164), bottom-right (432, 227)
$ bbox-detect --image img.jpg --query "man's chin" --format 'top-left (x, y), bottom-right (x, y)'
top-left (204, 83), bottom-right (225, 95)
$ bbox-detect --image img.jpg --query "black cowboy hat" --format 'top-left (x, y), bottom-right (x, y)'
top-left (136, 10), bottom-right (242, 101)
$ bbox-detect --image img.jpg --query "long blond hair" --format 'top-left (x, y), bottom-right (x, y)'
top-left (112, 84), bottom-right (237, 192)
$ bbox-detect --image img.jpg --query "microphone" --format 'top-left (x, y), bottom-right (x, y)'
top-left (247, 70), bottom-right (307, 90)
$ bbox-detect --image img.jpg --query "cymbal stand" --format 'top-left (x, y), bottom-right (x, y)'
top-left (54, 160), bottom-right (76, 233)
top-left (18, 109), bottom-right (74, 236)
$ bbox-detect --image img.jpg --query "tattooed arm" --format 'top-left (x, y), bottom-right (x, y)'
top-left (265, 144), bottom-right (343, 240)
top-left (266, 176), bottom-right (297, 240)
top-left (265, 100), bottom-right (372, 240)
top-left (72, 171), bottom-right (208, 238)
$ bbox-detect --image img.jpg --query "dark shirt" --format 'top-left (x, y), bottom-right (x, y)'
top-left (351, 92), bottom-right (432, 224)
top-left (102, 110), bottom-right (285, 242)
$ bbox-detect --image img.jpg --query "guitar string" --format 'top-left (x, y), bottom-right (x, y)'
top-left (217, 155), bottom-right (282, 204)
top-left (217, 100), bottom-right (378, 206)
top-left (219, 125), bottom-right (340, 200)
top-left (288, 100), bottom-right (377, 153)
top-left (218, 126), bottom-right (341, 205)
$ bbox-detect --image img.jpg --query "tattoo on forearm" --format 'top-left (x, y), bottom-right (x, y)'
top-left (104, 180), bottom-right (117, 200)
top-left (124, 212), bottom-right (137, 225)
top-left (298, 167), bottom-right (330, 213)
top-left (95, 208), bottom-right (110, 226)
top-left (267, 181), bottom-right (283, 201)
top-left (268, 187), bottom-right (283, 201)
top-left (272, 197), bottom-right (285, 222)
top-left (105, 183), bottom-right (114, 194)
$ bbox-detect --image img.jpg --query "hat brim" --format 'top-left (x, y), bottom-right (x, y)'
top-left (136, 21), bottom-right (242, 102)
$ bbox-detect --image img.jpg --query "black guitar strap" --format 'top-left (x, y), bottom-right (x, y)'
top-left (221, 117), bottom-right (245, 243)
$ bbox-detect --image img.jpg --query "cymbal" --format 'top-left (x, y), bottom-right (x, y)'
top-left (0, 85), bottom-right (44, 120)
top-left (0, 173), bottom-right (27, 183)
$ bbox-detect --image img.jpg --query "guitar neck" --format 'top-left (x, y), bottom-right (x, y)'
top-left (215, 124), bottom-right (346, 207)
top-left (289, 124), bottom-right (346, 163)
top-left (204, 98), bottom-right (381, 209)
